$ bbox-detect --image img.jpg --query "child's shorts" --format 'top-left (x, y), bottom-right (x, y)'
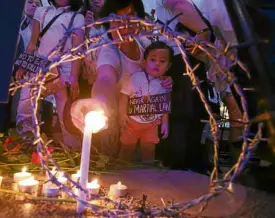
top-left (120, 118), bottom-right (160, 145)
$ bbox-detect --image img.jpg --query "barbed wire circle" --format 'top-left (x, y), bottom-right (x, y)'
top-left (9, 14), bottom-right (263, 217)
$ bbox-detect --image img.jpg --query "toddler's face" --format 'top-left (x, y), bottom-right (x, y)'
top-left (144, 49), bottom-right (171, 78)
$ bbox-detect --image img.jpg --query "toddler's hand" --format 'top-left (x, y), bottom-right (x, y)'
top-left (161, 122), bottom-right (169, 139)
top-left (161, 76), bottom-right (173, 91)
top-left (119, 114), bottom-right (130, 128)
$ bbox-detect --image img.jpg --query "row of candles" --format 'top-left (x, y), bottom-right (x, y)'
top-left (0, 167), bottom-right (127, 199)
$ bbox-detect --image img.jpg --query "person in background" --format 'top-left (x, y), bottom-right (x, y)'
top-left (119, 41), bottom-right (173, 163)
top-left (16, 0), bottom-right (84, 149)
top-left (0, 0), bottom-right (40, 134)
top-left (20, 0), bottom-right (41, 49)
top-left (81, 0), bottom-right (105, 89)
top-left (155, 0), bottom-right (217, 172)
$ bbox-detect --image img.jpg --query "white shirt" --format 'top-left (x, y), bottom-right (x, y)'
top-left (83, 26), bottom-right (108, 84)
top-left (19, 16), bottom-right (32, 50)
top-left (96, 37), bottom-right (151, 87)
top-left (33, 5), bottom-right (84, 76)
top-left (155, 0), bottom-right (181, 55)
top-left (121, 71), bottom-right (168, 123)
top-left (191, 0), bottom-right (237, 43)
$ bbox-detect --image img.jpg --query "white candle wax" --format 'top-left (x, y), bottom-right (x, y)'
top-left (77, 126), bottom-right (92, 213)
top-left (18, 177), bottom-right (39, 193)
top-left (71, 170), bottom-right (81, 183)
top-left (87, 179), bottom-right (100, 195)
top-left (109, 181), bottom-right (127, 198)
top-left (14, 167), bottom-right (32, 183)
top-left (0, 176), bottom-right (3, 188)
top-left (57, 172), bottom-right (67, 185)
top-left (43, 183), bottom-right (60, 197)
top-left (77, 110), bottom-right (107, 214)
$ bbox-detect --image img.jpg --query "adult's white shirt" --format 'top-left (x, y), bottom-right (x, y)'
top-left (33, 5), bottom-right (84, 76)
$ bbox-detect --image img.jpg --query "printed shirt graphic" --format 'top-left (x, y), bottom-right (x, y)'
top-left (121, 71), bottom-right (169, 123)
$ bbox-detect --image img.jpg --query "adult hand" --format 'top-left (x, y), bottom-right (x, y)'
top-left (15, 68), bottom-right (26, 80)
top-left (71, 98), bottom-right (108, 133)
top-left (161, 76), bottom-right (173, 91)
top-left (85, 10), bottom-right (94, 23)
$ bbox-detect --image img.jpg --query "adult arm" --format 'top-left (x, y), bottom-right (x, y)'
top-left (163, 0), bottom-right (210, 41)
top-left (70, 14), bottom-right (85, 100)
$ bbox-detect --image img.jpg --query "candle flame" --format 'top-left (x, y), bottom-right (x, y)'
top-left (51, 167), bottom-right (56, 172)
top-left (76, 170), bottom-right (80, 176)
top-left (118, 181), bottom-right (122, 186)
top-left (58, 172), bottom-right (64, 177)
top-left (85, 110), bottom-right (107, 133)
top-left (22, 167), bottom-right (27, 172)
top-left (87, 179), bottom-right (100, 189)
top-left (91, 179), bottom-right (98, 185)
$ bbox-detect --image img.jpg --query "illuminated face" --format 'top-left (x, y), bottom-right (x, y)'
top-left (110, 3), bottom-right (138, 39)
top-left (24, 0), bottom-right (40, 18)
top-left (145, 49), bottom-right (171, 78)
top-left (90, 0), bottom-right (104, 14)
top-left (54, 0), bottom-right (70, 7)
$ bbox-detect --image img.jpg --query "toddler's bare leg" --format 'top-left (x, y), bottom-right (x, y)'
top-left (140, 143), bottom-right (155, 162)
top-left (118, 143), bottom-right (136, 162)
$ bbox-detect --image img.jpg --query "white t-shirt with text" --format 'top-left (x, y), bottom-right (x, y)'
top-left (121, 71), bottom-right (169, 123)
top-left (96, 37), bottom-right (151, 87)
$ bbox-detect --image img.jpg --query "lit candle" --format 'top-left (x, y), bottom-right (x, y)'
top-left (0, 176), bottom-right (3, 188)
top-left (71, 170), bottom-right (81, 183)
top-left (77, 110), bottom-right (107, 214)
top-left (87, 179), bottom-right (100, 195)
top-left (47, 167), bottom-right (57, 179)
top-left (14, 167), bottom-right (32, 183)
top-left (109, 181), bottom-right (128, 199)
top-left (18, 177), bottom-right (39, 194)
top-left (43, 182), bottom-right (60, 197)
top-left (57, 172), bottom-right (67, 185)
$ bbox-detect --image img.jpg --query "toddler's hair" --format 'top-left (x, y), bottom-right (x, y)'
top-left (144, 41), bottom-right (174, 62)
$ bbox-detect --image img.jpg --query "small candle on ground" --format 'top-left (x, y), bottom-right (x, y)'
top-left (43, 182), bottom-right (60, 197)
top-left (71, 170), bottom-right (80, 183)
top-left (87, 179), bottom-right (100, 195)
top-left (57, 172), bottom-right (67, 185)
top-left (109, 181), bottom-right (128, 199)
top-left (18, 177), bottom-right (39, 194)
top-left (14, 167), bottom-right (32, 183)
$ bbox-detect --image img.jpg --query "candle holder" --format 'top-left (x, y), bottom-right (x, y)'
top-left (14, 167), bottom-right (32, 183)
top-left (18, 177), bottom-right (39, 194)
top-left (109, 182), bottom-right (128, 199)
top-left (43, 183), bottom-right (60, 197)
top-left (87, 179), bottom-right (100, 195)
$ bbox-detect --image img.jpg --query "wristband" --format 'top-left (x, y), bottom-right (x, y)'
top-left (196, 28), bottom-right (210, 36)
